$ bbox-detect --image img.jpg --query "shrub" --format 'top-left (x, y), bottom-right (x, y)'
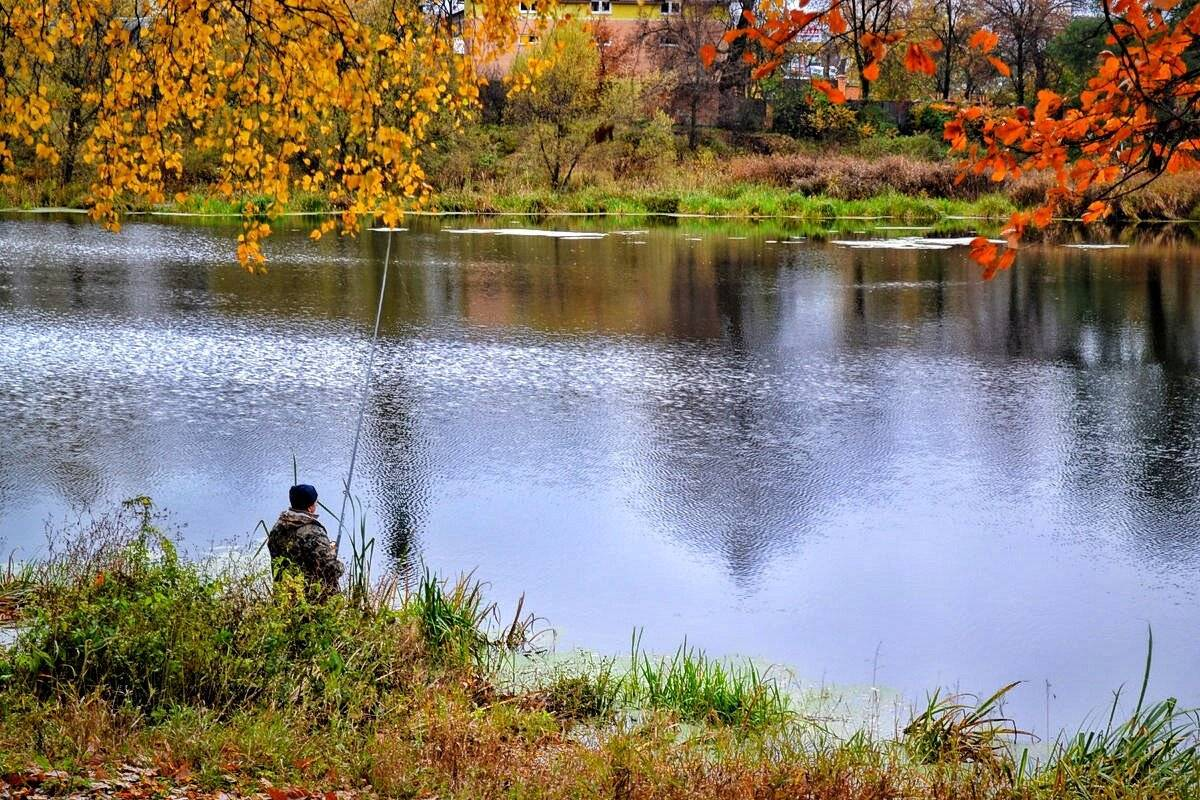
top-left (642, 193), bottom-right (680, 215)
top-left (0, 504), bottom-right (487, 717)
top-left (607, 110), bottom-right (676, 179)
top-left (853, 133), bottom-right (947, 161)
top-left (769, 82), bottom-right (858, 143)
top-left (911, 102), bottom-right (953, 136)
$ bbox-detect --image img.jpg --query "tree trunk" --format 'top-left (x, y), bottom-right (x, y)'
top-left (1014, 39), bottom-right (1026, 105)
top-left (688, 96), bottom-right (698, 149)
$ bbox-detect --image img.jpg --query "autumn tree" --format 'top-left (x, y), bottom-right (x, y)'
top-left (912, 0), bottom-right (981, 99)
top-left (0, 0), bottom-right (515, 265)
top-left (979, 0), bottom-right (1072, 104)
top-left (717, 0), bottom-right (1200, 277)
top-left (505, 20), bottom-right (618, 191)
top-left (639, 0), bottom-right (735, 148)
top-left (841, 0), bottom-right (908, 100)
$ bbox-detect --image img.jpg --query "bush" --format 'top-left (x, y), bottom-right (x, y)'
top-left (642, 193), bottom-right (680, 215)
top-left (852, 133), bottom-right (947, 161)
top-left (911, 102), bottom-right (953, 136)
top-left (769, 82), bottom-right (858, 143)
top-left (606, 110), bottom-right (676, 179)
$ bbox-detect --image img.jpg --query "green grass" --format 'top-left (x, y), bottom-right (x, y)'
top-left (1, 505), bottom-right (1198, 800)
top-left (436, 185), bottom-right (1017, 221)
top-left (626, 632), bottom-right (790, 728)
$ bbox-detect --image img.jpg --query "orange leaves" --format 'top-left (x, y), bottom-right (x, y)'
top-left (970, 236), bottom-right (1016, 281)
top-left (1082, 201), bottom-right (1111, 224)
top-left (812, 79), bottom-right (846, 104)
top-left (994, 118), bottom-right (1026, 146)
top-left (904, 41), bottom-right (939, 77)
top-left (969, 237), bottom-right (999, 274)
top-left (726, 0), bottom-right (1200, 284)
top-left (827, 5), bottom-right (847, 35)
top-left (751, 59), bottom-right (781, 80)
top-left (1034, 90), bottom-right (1061, 121)
top-left (943, 120), bottom-right (967, 150)
top-left (858, 31), bottom-right (903, 84)
top-left (968, 29), bottom-right (999, 53)
top-left (699, 43), bottom-right (717, 67)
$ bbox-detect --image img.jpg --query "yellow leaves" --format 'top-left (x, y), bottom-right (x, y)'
top-left (34, 141), bottom-right (60, 165)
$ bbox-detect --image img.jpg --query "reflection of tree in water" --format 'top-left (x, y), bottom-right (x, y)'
top-left (355, 241), bottom-right (432, 580)
top-left (627, 244), bottom-right (837, 587)
top-left (999, 252), bottom-right (1200, 551)
top-left (362, 380), bottom-right (429, 579)
top-left (1122, 263), bottom-right (1200, 533)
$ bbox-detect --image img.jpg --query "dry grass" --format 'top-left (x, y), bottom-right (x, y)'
top-left (724, 153), bottom-right (997, 201)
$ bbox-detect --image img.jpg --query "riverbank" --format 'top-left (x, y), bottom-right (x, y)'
top-left (1, 504), bottom-right (1196, 799)
top-left (1, 185), bottom-right (1018, 223)
top-left (6, 140), bottom-right (1200, 226)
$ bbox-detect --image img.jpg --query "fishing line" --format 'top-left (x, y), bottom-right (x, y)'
top-left (335, 227), bottom-right (396, 552)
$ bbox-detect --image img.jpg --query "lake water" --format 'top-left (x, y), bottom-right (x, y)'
top-left (2, 212), bottom-right (1198, 734)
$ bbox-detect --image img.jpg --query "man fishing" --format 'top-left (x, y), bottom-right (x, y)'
top-left (267, 484), bottom-right (344, 598)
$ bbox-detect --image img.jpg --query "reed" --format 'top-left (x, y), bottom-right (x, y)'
top-left (1029, 631), bottom-right (1200, 798)
top-left (903, 682), bottom-right (1026, 766)
top-left (624, 631), bottom-right (791, 728)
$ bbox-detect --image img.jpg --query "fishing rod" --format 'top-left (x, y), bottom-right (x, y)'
top-left (335, 226), bottom-right (401, 553)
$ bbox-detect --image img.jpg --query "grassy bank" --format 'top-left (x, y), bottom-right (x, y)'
top-left (6, 146), bottom-right (1200, 224)
top-left (1, 503), bottom-right (1198, 799)
top-left (0, 182), bottom-right (1017, 222)
top-left (433, 185), bottom-right (1018, 221)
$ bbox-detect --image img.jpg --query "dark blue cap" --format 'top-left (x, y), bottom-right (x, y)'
top-left (289, 484), bottom-right (318, 510)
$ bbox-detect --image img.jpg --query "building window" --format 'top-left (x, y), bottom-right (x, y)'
top-left (660, 0), bottom-right (681, 13)
top-left (518, 0), bottom-right (537, 14)
top-left (590, 0), bottom-right (612, 13)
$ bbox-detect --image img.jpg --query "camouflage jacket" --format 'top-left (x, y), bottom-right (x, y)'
top-left (267, 509), bottom-right (344, 597)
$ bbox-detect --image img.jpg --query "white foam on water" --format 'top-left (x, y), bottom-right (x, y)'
top-left (368, 227), bottom-right (409, 232)
top-left (1065, 243), bottom-right (1130, 250)
top-left (445, 228), bottom-right (605, 239)
top-left (832, 236), bottom-right (1005, 251)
